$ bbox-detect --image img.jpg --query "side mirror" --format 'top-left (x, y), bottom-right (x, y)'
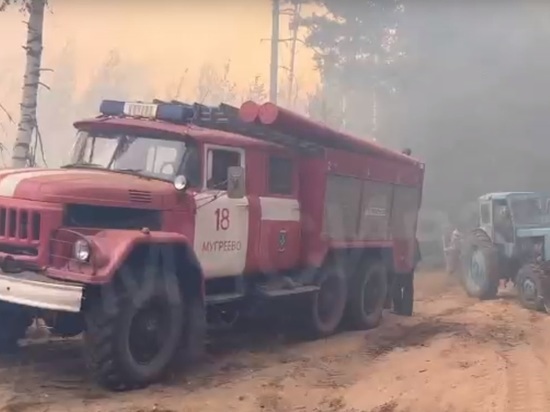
top-left (227, 166), bottom-right (245, 199)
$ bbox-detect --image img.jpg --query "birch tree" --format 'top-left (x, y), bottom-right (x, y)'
top-left (1, 0), bottom-right (47, 168)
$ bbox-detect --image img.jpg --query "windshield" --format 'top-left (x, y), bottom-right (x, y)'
top-left (509, 195), bottom-right (550, 226)
top-left (66, 131), bottom-right (200, 185)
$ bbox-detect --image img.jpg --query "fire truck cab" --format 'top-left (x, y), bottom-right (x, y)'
top-left (0, 99), bottom-right (424, 391)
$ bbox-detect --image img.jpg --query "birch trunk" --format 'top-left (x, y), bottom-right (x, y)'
top-left (11, 0), bottom-right (46, 168)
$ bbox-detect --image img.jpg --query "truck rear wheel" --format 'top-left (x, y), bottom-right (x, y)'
top-left (461, 229), bottom-right (499, 300)
top-left (517, 263), bottom-right (545, 312)
top-left (84, 269), bottom-right (185, 391)
top-left (304, 261), bottom-right (348, 338)
top-left (346, 260), bottom-right (388, 329)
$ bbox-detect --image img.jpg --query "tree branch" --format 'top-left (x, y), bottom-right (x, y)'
top-left (0, 103), bottom-right (14, 124)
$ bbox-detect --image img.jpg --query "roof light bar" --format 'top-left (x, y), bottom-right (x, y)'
top-left (99, 99), bottom-right (197, 124)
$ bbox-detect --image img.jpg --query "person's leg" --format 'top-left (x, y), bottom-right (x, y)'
top-left (399, 272), bottom-right (414, 316)
top-left (384, 273), bottom-right (394, 309)
top-left (391, 273), bottom-right (403, 313)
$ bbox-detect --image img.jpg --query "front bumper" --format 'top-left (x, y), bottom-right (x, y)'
top-left (0, 270), bottom-right (83, 313)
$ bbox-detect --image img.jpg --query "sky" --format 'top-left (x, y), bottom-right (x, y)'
top-left (0, 0), bottom-right (319, 111)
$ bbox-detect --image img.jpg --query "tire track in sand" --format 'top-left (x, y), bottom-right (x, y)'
top-left (502, 342), bottom-right (550, 412)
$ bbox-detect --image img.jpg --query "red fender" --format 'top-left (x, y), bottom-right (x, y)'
top-left (47, 229), bottom-right (204, 292)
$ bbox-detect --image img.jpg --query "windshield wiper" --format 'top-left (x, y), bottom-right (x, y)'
top-left (62, 163), bottom-right (104, 169)
top-left (116, 168), bottom-right (143, 173)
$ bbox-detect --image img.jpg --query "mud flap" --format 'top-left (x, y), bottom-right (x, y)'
top-left (180, 297), bottom-right (207, 366)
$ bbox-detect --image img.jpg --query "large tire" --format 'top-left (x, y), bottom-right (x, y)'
top-left (0, 302), bottom-right (32, 353)
top-left (303, 260), bottom-right (348, 339)
top-left (84, 268), bottom-right (185, 391)
top-left (346, 260), bottom-right (388, 329)
top-left (461, 229), bottom-right (499, 300)
top-left (516, 263), bottom-right (545, 312)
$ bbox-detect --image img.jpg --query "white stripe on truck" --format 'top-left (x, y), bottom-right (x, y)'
top-left (0, 169), bottom-right (94, 197)
top-left (259, 197), bottom-right (300, 221)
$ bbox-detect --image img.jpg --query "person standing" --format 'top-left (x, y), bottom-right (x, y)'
top-left (444, 228), bottom-right (462, 274)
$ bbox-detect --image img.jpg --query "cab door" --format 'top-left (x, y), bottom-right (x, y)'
top-left (193, 145), bottom-right (249, 278)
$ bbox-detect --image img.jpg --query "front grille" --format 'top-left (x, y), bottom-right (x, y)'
top-left (128, 190), bottom-right (153, 204)
top-left (0, 208), bottom-right (41, 241)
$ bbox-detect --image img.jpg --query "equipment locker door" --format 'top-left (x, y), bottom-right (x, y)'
top-left (257, 155), bottom-right (301, 272)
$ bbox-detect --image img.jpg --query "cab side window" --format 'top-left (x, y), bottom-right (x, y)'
top-left (493, 199), bottom-right (513, 242)
top-left (207, 148), bottom-right (241, 190)
top-left (268, 155), bottom-right (293, 195)
top-left (479, 203), bottom-right (491, 225)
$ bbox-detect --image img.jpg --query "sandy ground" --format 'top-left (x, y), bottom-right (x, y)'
top-left (1, 270), bottom-right (550, 412)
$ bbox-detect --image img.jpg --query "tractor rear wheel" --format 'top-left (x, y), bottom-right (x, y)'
top-left (461, 229), bottom-right (500, 300)
top-left (517, 263), bottom-right (545, 312)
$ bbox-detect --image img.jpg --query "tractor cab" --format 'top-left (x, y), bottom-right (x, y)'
top-left (478, 192), bottom-right (550, 258)
top-left (462, 191), bottom-right (550, 307)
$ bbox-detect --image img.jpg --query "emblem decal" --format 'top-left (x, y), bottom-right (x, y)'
top-left (278, 230), bottom-right (287, 251)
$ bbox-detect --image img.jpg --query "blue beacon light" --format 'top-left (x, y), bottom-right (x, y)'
top-left (99, 100), bottom-right (125, 116)
top-left (156, 103), bottom-right (195, 123)
top-left (99, 99), bottom-right (196, 124)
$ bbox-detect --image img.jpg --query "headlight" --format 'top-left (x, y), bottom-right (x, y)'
top-left (174, 175), bottom-right (188, 191)
top-left (73, 239), bottom-right (90, 262)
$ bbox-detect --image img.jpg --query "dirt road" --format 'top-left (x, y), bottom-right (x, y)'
top-left (1, 271), bottom-right (550, 412)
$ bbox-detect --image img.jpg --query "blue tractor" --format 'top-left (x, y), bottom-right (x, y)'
top-left (461, 192), bottom-right (550, 311)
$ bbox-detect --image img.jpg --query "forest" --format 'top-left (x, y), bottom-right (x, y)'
top-left (298, 1), bottom-right (550, 225)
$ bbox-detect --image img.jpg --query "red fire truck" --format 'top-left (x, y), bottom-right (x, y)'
top-left (0, 99), bottom-right (424, 390)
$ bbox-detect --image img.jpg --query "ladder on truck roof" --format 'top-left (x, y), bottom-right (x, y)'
top-left (158, 99), bottom-right (324, 155)
top-left (149, 99), bottom-right (418, 165)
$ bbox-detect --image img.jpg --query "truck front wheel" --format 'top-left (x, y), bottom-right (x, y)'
top-left (84, 269), bottom-right (185, 391)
